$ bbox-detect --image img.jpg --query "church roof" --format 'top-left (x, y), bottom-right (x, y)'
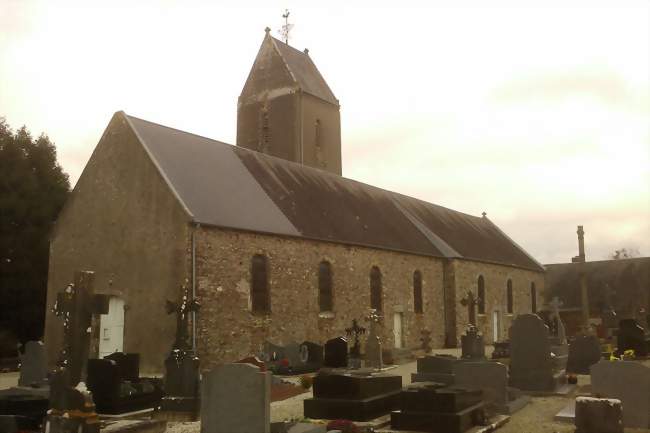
top-left (124, 112), bottom-right (544, 272)
top-left (270, 36), bottom-right (338, 105)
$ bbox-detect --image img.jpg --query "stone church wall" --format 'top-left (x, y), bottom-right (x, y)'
top-left (195, 226), bottom-right (447, 368)
top-left (45, 113), bottom-right (191, 374)
top-left (452, 259), bottom-right (545, 344)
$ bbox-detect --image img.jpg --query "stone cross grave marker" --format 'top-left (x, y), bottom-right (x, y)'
top-left (459, 290), bottom-right (480, 326)
top-left (345, 319), bottom-right (366, 359)
top-left (18, 341), bottom-right (47, 387)
top-left (165, 281), bottom-right (200, 352)
top-left (546, 296), bottom-right (567, 344)
top-left (51, 271), bottom-right (109, 387)
top-left (420, 329), bottom-right (432, 353)
top-left (201, 363), bottom-right (271, 433)
top-left (590, 360), bottom-right (650, 429)
top-left (364, 309), bottom-right (383, 369)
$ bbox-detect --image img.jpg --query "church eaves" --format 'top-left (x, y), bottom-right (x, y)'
top-left (123, 112), bottom-right (544, 272)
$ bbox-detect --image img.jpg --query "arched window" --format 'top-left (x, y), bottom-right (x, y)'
top-left (413, 270), bottom-right (423, 314)
top-left (506, 279), bottom-right (514, 314)
top-left (370, 266), bottom-right (382, 312)
top-left (251, 255), bottom-right (270, 314)
top-left (318, 261), bottom-right (333, 312)
top-left (531, 282), bottom-right (537, 313)
top-left (477, 275), bottom-right (486, 314)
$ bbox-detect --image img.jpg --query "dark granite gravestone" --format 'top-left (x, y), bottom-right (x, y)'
top-left (460, 325), bottom-right (485, 360)
top-left (86, 355), bottom-right (163, 414)
top-left (617, 319), bottom-right (649, 357)
top-left (104, 352), bottom-right (140, 381)
top-left (453, 361), bottom-right (529, 414)
top-left (323, 337), bottom-right (348, 368)
top-left (566, 335), bottom-right (602, 374)
top-left (0, 388), bottom-right (49, 431)
top-left (411, 354), bottom-right (466, 385)
top-left (390, 382), bottom-right (486, 433)
top-left (509, 314), bottom-right (567, 392)
top-left (491, 341), bottom-right (510, 359)
top-left (591, 360), bottom-right (650, 429)
top-left (17, 341), bottom-right (48, 388)
top-left (304, 371), bottom-right (402, 421)
top-left (300, 341), bottom-right (323, 366)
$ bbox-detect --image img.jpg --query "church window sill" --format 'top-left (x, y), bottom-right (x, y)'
top-left (318, 311), bottom-right (335, 319)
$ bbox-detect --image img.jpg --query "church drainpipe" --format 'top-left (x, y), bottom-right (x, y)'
top-left (191, 224), bottom-right (198, 351)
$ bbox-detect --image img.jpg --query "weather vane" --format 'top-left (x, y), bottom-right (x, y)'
top-left (279, 9), bottom-right (293, 45)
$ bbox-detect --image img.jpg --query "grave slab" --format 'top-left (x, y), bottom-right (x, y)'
top-left (574, 396), bottom-right (623, 433)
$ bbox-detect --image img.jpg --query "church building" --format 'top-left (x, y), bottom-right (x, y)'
top-left (44, 29), bottom-right (545, 373)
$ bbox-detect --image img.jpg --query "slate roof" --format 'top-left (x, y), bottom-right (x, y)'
top-left (545, 257), bottom-right (650, 311)
top-left (270, 36), bottom-right (339, 105)
top-left (124, 112), bottom-right (544, 272)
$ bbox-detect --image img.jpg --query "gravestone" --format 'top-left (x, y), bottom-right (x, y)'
top-left (304, 370), bottom-right (402, 421)
top-left (18, 341), bottom-right (47, 387)
top-left (420, 329), bottom-right (432, 353)
top-left (459, 291), bottom-right (480, 326)
top-left (453, 361), bottom-right (529, 414)
top-left (411, 354), bottom-right (465, 385)
top-left (617, 319), bottom-right (648, 357)
top-left (491, 341), bottom-right (510, 359)
top-left (509, 314), bottom-right (567, 392)
top-left (201, 363), bottom-right (271, 433)
top-left (391, 382), bottom-right (485, 433)
top-left (546, 297), bottom-right (567, 345)
top-left (262, 341), bottom-right (286, 362)
top-left (104, 352), bottom-right (140, 381)
top-left (284, 342), bottom-right (302, 366)
top-left (566, 335), bottom-right (601, 374)
top-left (574, 396), bottom-right (623, 433)
top-left (86, 354), bottom-right (163, 414)
top-left (590, 360), bottom-right (650, 429)
top-left (160, 284), bottom-right (201, 418)
top-left (43, 271), bottom-right (108, 433)
top-left (460, 325), bottom-right (485, 360)
top-left (345, 319), bottom-right (366, 359)
top-left (323, 337), bottom-right (348, 368)
top-left (364, 310), bottom-right (383, 369)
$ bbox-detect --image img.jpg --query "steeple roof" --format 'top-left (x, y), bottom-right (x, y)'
top-left (268, 33), bottom-right (338, 105)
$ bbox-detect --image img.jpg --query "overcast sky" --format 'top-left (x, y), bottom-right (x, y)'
top-left (1, 0), bottom-right (648, 264)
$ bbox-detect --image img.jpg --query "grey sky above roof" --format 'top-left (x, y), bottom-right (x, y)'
top-left (270, 35), bottom-right (339, 105)
top-left (123, 112), bottom-right (543, 272)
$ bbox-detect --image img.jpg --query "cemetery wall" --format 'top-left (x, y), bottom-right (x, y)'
top-left (452, 259), bottom-right (545, 343)
top-left (195, 226), bottom-right (447, 368)
top-left (44, 113), bottom-right (191, 374)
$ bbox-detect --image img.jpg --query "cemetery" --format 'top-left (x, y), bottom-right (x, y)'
top-left (1, 269), bottom-right (650, 433)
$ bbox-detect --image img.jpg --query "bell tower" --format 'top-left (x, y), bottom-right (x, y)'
top-left (236, 28), bottom-right (342, 175)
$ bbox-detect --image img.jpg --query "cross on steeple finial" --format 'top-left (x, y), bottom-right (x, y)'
top-left (280, 9), bottom-right (293, 45)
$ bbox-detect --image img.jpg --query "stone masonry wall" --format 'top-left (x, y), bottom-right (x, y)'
top-left (194, 227), bottom-right (545, 367)
top-left (452, 259), bottom-right (545, 344)
top-left (195, 227), bottom-right (446, 369)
